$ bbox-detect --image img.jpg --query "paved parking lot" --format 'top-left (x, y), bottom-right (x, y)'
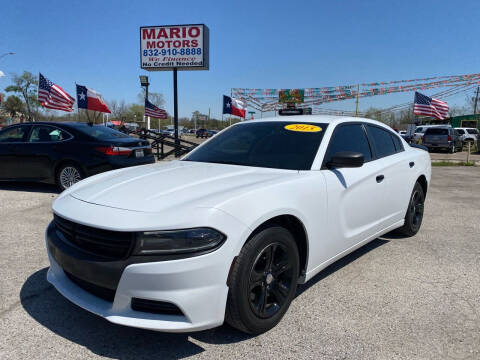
top-left (429, 150), bottom-right (480, 163)
top-left (0, 167), bottom-right (479, 360)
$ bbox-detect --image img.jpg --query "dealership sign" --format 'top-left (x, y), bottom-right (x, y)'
top-left (279, 89), bottom-right (305, 104)
top-left (140, 24), bottom-right (209, 71)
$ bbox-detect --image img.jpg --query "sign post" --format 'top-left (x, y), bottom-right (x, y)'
top-left (173, 68), bottom-right (179, 155)
top-left (140, 24), bottom-right (209, 156)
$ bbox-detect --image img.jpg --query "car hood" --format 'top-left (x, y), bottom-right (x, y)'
top-left (67, 160), bottom-right (298, 213)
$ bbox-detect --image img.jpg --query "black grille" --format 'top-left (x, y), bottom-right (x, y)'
top-left (54, 215), bottom-right (134, 260)
top-left (65, 271), bottom-right (116, 302)
top-left (131, 298), bottom-right (184, 315)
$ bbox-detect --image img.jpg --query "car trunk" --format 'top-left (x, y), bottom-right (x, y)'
top-left (95, 138), bottom-right (152, 159)
top-left (109, 138), bottom-right (150, 148)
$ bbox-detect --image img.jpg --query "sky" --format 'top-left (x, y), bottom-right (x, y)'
top-left (1, 0), bottom-right (479, 120)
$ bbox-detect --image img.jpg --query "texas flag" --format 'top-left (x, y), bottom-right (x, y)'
top-left (223, 95), bottom-right (246, 118)
top-left (76, 84), bottom-right (111, 113)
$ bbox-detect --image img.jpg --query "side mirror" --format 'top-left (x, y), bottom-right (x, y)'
top-left (327, 151), bottom-right (364, 169)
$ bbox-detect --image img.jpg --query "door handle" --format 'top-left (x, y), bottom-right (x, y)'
top-left (409, 161), bottom-right (415, 168)
top-left (376, 175), bottom-right (385, 183)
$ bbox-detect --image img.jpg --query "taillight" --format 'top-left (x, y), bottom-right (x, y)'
top-left (448, 135), bottom-right (452, 141)
top-left (95, 146), bottom-right (132, 156)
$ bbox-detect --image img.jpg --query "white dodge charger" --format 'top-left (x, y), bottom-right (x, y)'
top-left (46, 116), bottom-right (431, 334)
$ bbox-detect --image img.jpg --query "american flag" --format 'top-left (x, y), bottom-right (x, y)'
top-left (145, 98), bottom-right (167, 119)
top-left (38, 73), bottom-right (75, 112)
top-left (413, 91), bottom-right (449, 120)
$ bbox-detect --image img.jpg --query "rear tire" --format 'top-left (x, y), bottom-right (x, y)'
top-left (56, 163), bottom-right (83, 191)
top-left (225, 226), bottom-right (299, 334)
top-left (397, 182), bottom-right (425, 237)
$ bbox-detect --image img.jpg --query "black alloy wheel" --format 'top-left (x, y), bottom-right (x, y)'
top-left (398, 181), bottom-right (425, 236)
top-left (248, 243), bottom-right (295, 319)
top-left (225, 226), bottom-right (299, 334)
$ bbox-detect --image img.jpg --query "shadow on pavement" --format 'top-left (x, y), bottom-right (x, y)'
top-left (0, 181), bottom-right (59, 194)
top-left (20, 238), bottom-right (390, 358)
top-left (296, 238), bottom-right (389, 296)
top-left (20, 268), bottom-right (251, 360)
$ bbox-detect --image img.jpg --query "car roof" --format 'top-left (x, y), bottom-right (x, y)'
top-left (14, 121), bottom-right (103, 127)
top-left (237, 115), bottom-right (395, 130)
top-left (416, 124), bottom-right (449, 128)
top-left (425, 125), bottom-right (451, 129)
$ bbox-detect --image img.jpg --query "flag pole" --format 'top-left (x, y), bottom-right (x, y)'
top-left (355, 84), bottom-right (360, 116)
top-left (229, 89), bottom-right (232, 126)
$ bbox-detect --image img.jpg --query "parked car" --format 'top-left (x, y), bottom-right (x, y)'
top-left (422, 126), bottom-right (462, 153)
top-left (0, 122), bottom-right (154, 190)
top-left (162, 129), bottom-right (183, 138)
top-left (196, 128), bottom-right (211, 138)
top-left (46, 116), bottom-right (431, 334)
top-left (413, 125), bottom-right (444, 143)
top-left (455, 127), bottom-right (479, 146)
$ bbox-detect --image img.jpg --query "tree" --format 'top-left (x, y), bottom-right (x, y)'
top-left (128, 103), bottom-right (145, 123)
top-left (364, 107), bottom-right (385, 123)
top-left (1, 95), bottom-right (24, 117)
top-left (108, 99), bottom-right (129, 119)
top-left (137, 90), bottom-right (165, 107)
top-left (465, 91), bottom-right (479, 114)
top-left (5, 71), bottom-right (38, 121)
top-left (448, 105), bottom-right (468, 117)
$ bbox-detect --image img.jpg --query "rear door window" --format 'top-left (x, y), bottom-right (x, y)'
top-left (0, 125), bottom-right (31, 143)
top-left (366, 125), bottom-right (396, 158)
top-left (391, 134), bottom-right (404, 152)
top-left (324, 124), bottom-right (372, 164)
top-left (29, 125), bottom-right (71, 142)
top-left (456, 129), bottom-right (465, 135)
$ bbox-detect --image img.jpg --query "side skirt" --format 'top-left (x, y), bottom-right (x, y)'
top-left (301, 219), bottom-right (404, 284)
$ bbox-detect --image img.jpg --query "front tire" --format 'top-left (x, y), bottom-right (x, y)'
top-left (397, 182), bottom-right (425, 237)
top-left (56, 163), bottom-right (83, 191)
top-left (225, 226), bottom-right (299, 334)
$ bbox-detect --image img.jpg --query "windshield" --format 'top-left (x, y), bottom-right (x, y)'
top-left (466, 129), bottom-right (478, 134)
top-left (184, 121), bottom-right (327, 170)
top-left (76, 125), bottom-right (129, 139)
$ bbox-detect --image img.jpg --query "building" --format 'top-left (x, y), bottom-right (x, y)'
top-left (449, 114), bottom-right (480, 129)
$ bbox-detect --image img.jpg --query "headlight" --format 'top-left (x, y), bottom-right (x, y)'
top-left (134, 228), bottom-right (226, 255)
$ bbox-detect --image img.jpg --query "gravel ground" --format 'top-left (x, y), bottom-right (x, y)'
top-left (0, 167), bottom-right (479, 360)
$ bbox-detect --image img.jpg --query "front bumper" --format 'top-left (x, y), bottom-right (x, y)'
top-left (45, 210), bottom-right (247, 332)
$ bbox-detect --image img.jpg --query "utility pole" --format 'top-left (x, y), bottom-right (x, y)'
top-left (474, 86), bottom-right (479, 115)
top-left (139, 76), bottom-right (150, 129)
